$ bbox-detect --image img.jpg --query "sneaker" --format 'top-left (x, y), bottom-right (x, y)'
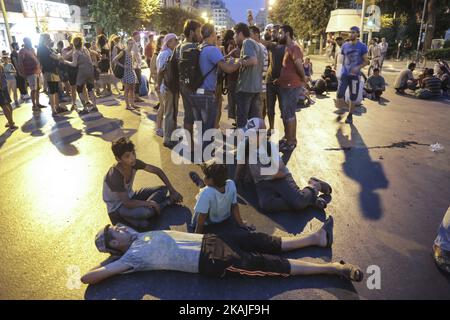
top-left (163, 141), bottom-right (177, 149)
top-left (345, 114), bottom-right (353, 124)
top-left (155, 128), bottom-right (163, 137)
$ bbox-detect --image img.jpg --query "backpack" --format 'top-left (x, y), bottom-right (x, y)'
top-left (112, 49), bottom-right (125, 79)
top-left (163, 48), bottom-right (179, 92)
top-left (178, 44), bottom-right (217, 92)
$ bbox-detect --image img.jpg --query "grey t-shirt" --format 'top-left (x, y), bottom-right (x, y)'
top-left (237, 38), bottom-right (263, 93)
top-left (102, 160), bottom-right (146, 213)
top-left (118, 230), bottom-right (204, 274)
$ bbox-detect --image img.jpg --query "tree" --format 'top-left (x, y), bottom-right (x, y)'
top-left (152, 7), bottom-right (203, 35)
top-left (89, 0), bottom-right (160, 35)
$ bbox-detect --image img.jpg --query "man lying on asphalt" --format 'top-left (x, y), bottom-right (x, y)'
top-left (81, 218), bottom-right (364, 284)
top-left (102, 137), bottom-right (183, 231)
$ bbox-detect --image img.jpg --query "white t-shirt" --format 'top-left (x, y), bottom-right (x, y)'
top-left (193, 180), bottom-right (237, 225)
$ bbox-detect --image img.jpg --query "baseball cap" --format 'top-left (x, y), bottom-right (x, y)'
top-left (95, 224), bottom-right (112, 253)
top-left (350, 26), bottom-right (360, 33)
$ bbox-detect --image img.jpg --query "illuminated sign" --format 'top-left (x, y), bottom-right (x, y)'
top-left (20, 0), bottom-right (71, 19)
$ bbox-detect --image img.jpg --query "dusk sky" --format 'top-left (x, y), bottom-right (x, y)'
top-left (224, 0), bottom-right (266, 24)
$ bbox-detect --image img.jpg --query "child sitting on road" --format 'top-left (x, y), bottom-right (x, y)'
top-left (189, 161), bottom-right (254, 234)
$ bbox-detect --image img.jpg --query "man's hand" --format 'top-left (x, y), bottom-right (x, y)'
top-left (146, 200), bottom-right (161, 215)
top-left (169, 190), bottom-right (183, 204)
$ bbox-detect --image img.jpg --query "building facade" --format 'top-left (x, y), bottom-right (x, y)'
top-left (0, 0), bottom-right (90, 51)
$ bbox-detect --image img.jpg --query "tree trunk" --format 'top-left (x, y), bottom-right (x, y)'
top-left (423, 0), bottom-right (436, 50)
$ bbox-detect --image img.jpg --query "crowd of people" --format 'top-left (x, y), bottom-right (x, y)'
top-left (1, 19), bottom-right (449, 286)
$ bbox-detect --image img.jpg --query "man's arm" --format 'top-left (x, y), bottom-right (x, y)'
top-left (218, 60), bottom-right (241, 74)
top-left (293, 58), bottom-right (306, 83)
top-left (116, 191), bottom-right (160, 214)
top-left (81, 261), bottom-right (131, 285)
top-left (144, 164), bottom-right (183, 203)
top-left (231, 203), bottom-right (245, 226)
top-left (195, 213), bottom-right (207, 234)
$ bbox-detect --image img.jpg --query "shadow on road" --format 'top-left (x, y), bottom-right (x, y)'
top-left (49, 115), bottom-right (82, 156)
top-left (80, 111), bottom-right (137, 142)
top-left (335, 125), bottom-right (389, 220)
top-left (21, 112), bottom-right (48, 137)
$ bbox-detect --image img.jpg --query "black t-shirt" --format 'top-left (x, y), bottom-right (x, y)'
top-left (266, 44), bottom-right (286, 82)
top-left (37, 46), bottom-right (58, 73)
top-left (99, 47), bottom-right (110, 73)
top-left (10, 51), bottom-right (19, 70)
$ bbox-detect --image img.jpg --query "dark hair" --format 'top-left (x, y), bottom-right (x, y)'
top-left (84, 42), bottom-right (91, 49)
top-left (183, 19), bottom-right (201, 38)
top-left (373, 68), bottom-right (380, 73)
top-left (280, 25), bottom-right (294, 39)
top-left (97, 34), bottom-right (108, 48)
top-left (201, 162), bottom-right (228, 188)
top-left (112, 137), bottom-right (135, 159)
top-left (222, 29), bottom-right (235, 49)
top-left (72, 36), bottom-right (83, 50)
top-left (408, 62), bottom-right (416, 70)
top-left (440, 66), bottom-right (447, 72)
top-left (234, 23), bottom-right (250, 38)
top-left (335, 36), bottom-right (343, 42)
top-left (201, 23), bottom-right (215, 40)
top-left (264, 32), bottom-right (271, 41)
top-left (57, 40), bottom-right (64, 47)
top-left (249, 25), bottom-right (260, 38)
top-left (426, 68), bottom-right (434, 76)
top-left (11, 42), bottom-right (19, 50)
top-left (160, 30), bottom-right (168, 36)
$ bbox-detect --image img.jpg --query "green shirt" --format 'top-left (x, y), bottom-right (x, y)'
top-left (237, 38), bottom-right (263, 93)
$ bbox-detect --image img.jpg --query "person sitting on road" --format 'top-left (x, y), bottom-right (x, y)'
top-left (311, 66), bottom-right (338, 94)
top-left (415, 68), bottom-right (442, 100)
top-left (365, 68), bottom-right (386, 100)
top-left (188, 161), bottom-right (253, 234)
top-left (433, 207), bottom-right (450, 274)
top-left (436, 66), bottom-right (449, 96)
top-left (394, 62), bottom-right (418, 94)
top-left (234, 118), bottom-right (332, 213)
top-left (102, 137), bottom-right (183, 231)
top-left (80, 218), bottom-right (364, 285)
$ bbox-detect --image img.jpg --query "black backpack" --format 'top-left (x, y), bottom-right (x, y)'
top-left (112, 49), bottom-right (125, 79)
top-left (178, 44), bottom-right (217, 92)
top-left (163, 48), bottom-right (180, 92)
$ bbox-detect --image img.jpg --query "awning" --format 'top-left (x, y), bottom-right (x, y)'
top-left (326, 9), bottom-right (380, 33)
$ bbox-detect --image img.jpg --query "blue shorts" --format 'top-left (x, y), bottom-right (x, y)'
top-left (279, 87), bottom-right (301, 121)
top-left (337, 74), bottom-right (360, 102)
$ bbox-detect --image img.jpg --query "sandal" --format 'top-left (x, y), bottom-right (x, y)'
top-left (126, 105), bottom-right (136, 111)
top-left (189, 171), bottom-right (206, 188)
top-left (319, 216), bottom-right (333, 248)
top-left (280, 142), bottom-right (297, 152)
top-left (315, 197), bottom-right (328, 210)
top-left (309, 177), bottom-right (332, 195)
top-left (340, 260), bottom-right (364, 282)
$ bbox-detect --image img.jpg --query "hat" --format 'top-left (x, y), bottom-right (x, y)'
top-left (162, 33), bottom-right (177, 51)
top-left (243, 117), bottom-right (266, 133)
top-left (264, 23), bottom-right (274, 31)
top-left (350, 26), bottom-right (360, 33)
top-left (2, 52), bottom-right (9, 58)
top-left (95, 224), bottom-right (112, 253)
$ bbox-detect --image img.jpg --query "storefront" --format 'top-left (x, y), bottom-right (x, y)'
top-left (0, 0), bottom-right (84, 51)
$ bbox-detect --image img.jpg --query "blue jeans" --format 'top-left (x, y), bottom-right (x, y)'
top-left (236, 92), bottom-right (261, 128)
top-left (191, 93), bottom-right (217, 150)
top-left (256, 174), bottom-right (316, 213)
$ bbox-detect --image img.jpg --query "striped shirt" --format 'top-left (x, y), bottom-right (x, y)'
top-left (423, 76), bottom-right (442, 97)
top-left (258, 43), bottom-right (269, 93)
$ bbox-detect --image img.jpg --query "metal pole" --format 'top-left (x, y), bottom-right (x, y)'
top-left (416, 0), bottom-right (427, 61)
top-left (0, 0), bottom-right (12, 48)
top-left (360, 0), bottom-right (366, 44)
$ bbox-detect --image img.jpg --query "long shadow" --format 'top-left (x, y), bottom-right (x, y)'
top-left (80, 111), bottom-right (137, 142)
top-left (0, 129), bottom-right (14, 149)
top-left (335, 125), bottom-right (389, 219)
top-left (48, 115), bottom-right (82, 156)
top-left (21, 112), bottom-right (48, 137)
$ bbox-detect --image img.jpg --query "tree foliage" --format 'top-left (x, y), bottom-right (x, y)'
top-left (89, 0), bottom-right (160, 35)
top-left (151, 7), bottom-right (203, 35)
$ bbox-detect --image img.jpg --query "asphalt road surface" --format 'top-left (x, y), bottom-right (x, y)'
top-left (0, 63), bottom-right (449, 300)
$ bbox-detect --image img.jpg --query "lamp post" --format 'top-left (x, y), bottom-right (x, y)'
top-left (416, 0), bottom-right (428, 61)
top-left (0, 0), bottom-right (12, 48)
top-left (359, 0), bottom-right (366, 44)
